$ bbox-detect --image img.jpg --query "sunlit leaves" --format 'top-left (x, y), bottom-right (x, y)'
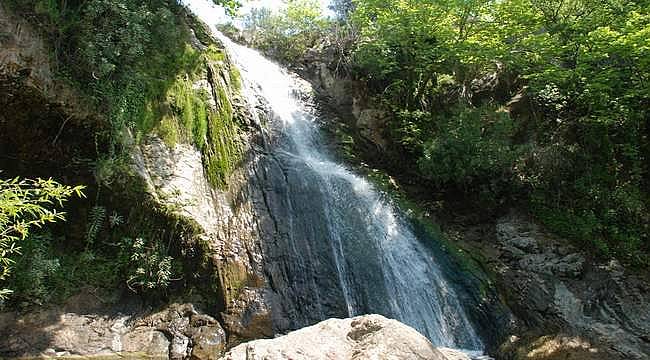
top-left (349, 0), bottom-right (649, 263)
top-left (0, 178), bottom-right (85, 299)
top-left (242, 0), bottom-right (330, 62)
top-left (212, 0), bottom-right (242, 16)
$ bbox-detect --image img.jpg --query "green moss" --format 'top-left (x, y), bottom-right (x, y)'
top-left (230, 66), bottom-right (242, 91)
top-left (193, 93), bottom-right (208, 149)
top-left (130, 41), bottom-right (243, 190)
top-left (157, 115), bottom-right (180, 147)
top-left (3, 0), bottom-right (239, 308)
top-left (204, 45), bottom-right (227, 62)
top-left (200, 69), bottom-right (243, 188)
top-left (183, 11), bottom-right (218, 47)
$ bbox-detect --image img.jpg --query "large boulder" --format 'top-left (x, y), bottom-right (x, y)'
top-left (220, 314), bottom-right (455, 360)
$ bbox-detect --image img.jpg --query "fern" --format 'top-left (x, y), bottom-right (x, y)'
top-left (108, 211), bottom-right (124, 228)
top-left (122, 237), bottom-right (175, 293)
top-left (85, 206), bottom-right (106, 246)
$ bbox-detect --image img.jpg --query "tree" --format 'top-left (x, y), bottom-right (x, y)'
top-left (212, 0), bottom-right (243, 16)
top-left (241, 0), bottom-right (330, 62)
top-left (348, 0), bottom-right (649, 264)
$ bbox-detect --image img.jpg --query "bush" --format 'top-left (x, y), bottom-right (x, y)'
top-left (6, 233), bottom-right (61, 306)
top-left (418, 106), bottom-right (519, 191)
top-left (241, 0), bottom-right (330, 63)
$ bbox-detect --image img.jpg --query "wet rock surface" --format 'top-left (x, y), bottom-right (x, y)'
top-left (4, 2), bottom-right (649, 359)
top-left (297, 41), bottom-right (650, 359)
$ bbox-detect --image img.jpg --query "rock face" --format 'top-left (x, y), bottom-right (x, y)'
top-left (133, 89), bottom-right (278, 345)
top-left (221, 314), bottom-right (449, 360)
top-left (297, 53), bottom-right (390, 151)
top-left (0, 0), bottom-right (277, 353)
top-left (0, 295), bottom-right (224, 359)
top-left (492, 212), bottom-right (650, 359)
top-left (0, 1), bottom-right (99, 179)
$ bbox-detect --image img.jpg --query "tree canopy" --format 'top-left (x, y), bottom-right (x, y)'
top-left (239, 0), bottom-right (649, 265)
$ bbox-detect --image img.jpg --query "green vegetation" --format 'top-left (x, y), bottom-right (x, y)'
top-left (240, 0), bottom-right (649, 265)
top-left (2, 0), bottom-right (243, 307)
top-left (238, 0), bottom-right (330, 62)
top-left (350, 0), bottom-right (649, 265)
top-left (120, 237), bottom-right (174, 293)
top-left (7, 0), bottom-right (243, 188)
top-left (0, 178), bottom-right (84, 301)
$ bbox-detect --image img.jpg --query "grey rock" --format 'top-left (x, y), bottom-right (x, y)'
top-left (191, 322), bottom-right (227, 360)
top-left (494, 212), bottom-right (650, 359)
top-left (121, 328), bottom-right (170, 356)
top-left (0, 301), bottom-right (225, 359)
top-left (220, 315), bottom-right (449, 360)
top-left (171, 335), bottom-right (191, 360)
top-left (356, 108), bottom-right (388, 149)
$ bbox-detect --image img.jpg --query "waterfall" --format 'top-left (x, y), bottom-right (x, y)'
top-left (186, 1), bottom-right (484, 353)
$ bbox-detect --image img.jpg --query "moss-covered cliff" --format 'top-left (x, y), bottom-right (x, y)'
top-left (0, 1), bottom-right (272, 357)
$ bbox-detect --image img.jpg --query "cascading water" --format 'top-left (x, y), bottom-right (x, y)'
top-left (186, 0), bottom-right (484, 353)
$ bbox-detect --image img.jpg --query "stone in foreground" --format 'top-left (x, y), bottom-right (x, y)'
top-left (220, 314), bottom-right (449, 360)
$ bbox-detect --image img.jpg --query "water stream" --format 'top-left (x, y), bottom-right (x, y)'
top-left (187, 0), bottom-right (484, 353)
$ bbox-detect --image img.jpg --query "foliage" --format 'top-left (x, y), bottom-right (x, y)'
top-left (343, 0), bottom-right (649, 265)
top-left (242, 0), bottom-right (331, 62)
top-left (212, 0), bottom-right (243, 16)
top-left (236, 0), bottom-right (648, 264)
top-left (6, 233), bottom-right (61, 306)
top-left (3, 0), bottom-right (243, 308)
top-left (7, 0), bottom-right (244, 189)
top-left (0, 177), bottom-right (84, 300)
top-left (418, 106), bottom-right (519, 191)
top-left (6, 232), bottom-right (129, 308)
top-left (120, 237), bottom-right (176, 293)
top-left (85, 205), bottom-right (107, 247)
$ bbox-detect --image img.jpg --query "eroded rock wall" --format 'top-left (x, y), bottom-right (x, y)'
top-left (491, 212), bottom-right (650, 359)
top-left (0, 2), bottom-right (101, 181)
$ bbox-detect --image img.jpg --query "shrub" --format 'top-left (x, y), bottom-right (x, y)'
top-left (0, 177), bottom-right (84, 300)
top-left (418, 106), bottom-right (519, 191)
top-left (6, 232), bottom-right (61, 306)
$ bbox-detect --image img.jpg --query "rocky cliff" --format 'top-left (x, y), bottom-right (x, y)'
top-left (0, 2), bottom-right (278, 358)
top-left (2, 2), bottom-right (649, 359)
top-left (292, 43), bottom-right (650, 360)
top-left (0, 3), bottom-right (409, 358)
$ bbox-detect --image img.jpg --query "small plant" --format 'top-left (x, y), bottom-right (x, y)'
top-left (85, 205), bottom-right (107, 247)
top-left (6, 232), bottom-right (61, 306)
top-left (120, 237), bottom-right (175, 293)
top-left (108, 211), bottom-right (124, 228)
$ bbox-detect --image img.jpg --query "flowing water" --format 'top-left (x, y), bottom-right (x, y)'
top-left (186, 0), bottom-right (484, 352)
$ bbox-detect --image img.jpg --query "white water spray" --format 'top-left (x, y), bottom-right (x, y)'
top-left (186, 0), bottom-right (484, 352)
